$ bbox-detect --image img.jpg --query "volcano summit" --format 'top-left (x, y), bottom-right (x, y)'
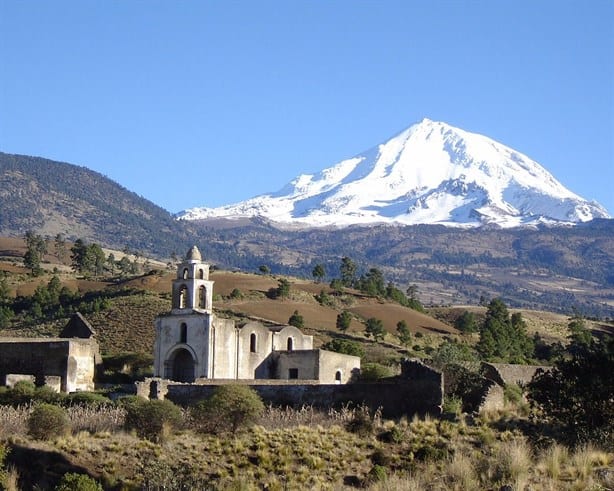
top-left (178, 119), bottom-right (609, 228)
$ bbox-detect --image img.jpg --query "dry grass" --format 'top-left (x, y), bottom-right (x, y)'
top-left (1, 405), bottom-right (613, 491)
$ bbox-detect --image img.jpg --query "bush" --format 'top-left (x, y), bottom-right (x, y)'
top-left (28, 403), bottom-right (70, 440)
top-left (360, 363), bottom-right (393, 381)
top-left (55, 472), bottom-right (103, 491)
top-left (191, 385), bottom-right (264, 435)
top-left (528, 336), bottom-right (613, 448)
top-left (366, 464), bottom-right (387, 484)
top-left (65, 392), bottom-right (110, 407)
top-left (345, 406), bottom-right (375, 436)
top-left (124, 398), bottom-right (183, 442)
top-left (321, 338), bottom-right (365, 358)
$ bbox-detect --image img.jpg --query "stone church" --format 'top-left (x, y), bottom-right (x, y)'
top-left (153, 247), bottom-right (360, 384)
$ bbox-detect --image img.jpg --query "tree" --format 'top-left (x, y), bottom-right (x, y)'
top-left (340, 256), bottom-right (357, 287)
top-left (23, 231), bottom-right (47, 276)
top-left (365, 317), bottom-right (385, 342)
top-left (336, 311), bottom-right (352, 332)
top-left (70, 239), bottom-right (88, 273)
top-left (527, 336), bottom-right (613, 447)
top-left (477, 298), bottom-right (534, 363)
top-left (258, 265), bottom-right (270, 275)
top-left (118, 256), bottom-right (133, 276)
top-left (191, 385), bottom-right (264, 435)
top-left (359, 268), bottom-right (386, 296)
top-left (276, 278), bottom-right (291, 299)
top-left (288, 310), bottom-right (304, 328)
top-left (322, 338), bottom-right (365, 358)
top-left (312, 264), bottom-right (325, 283)
top-left (107, 253), bottom-right (116, 275)
top-left (568, 315), bottom-right (592, 348)
top-left (87, 243), bottom-right (106, 278)
top-left (406, 284), bottom-right (419, 301)
top-left (53, 233), bottom-right (68, 263)
top-left (396, 320), bottom-right (412, 346)
top-left (454, 310), bottom-right (477, 333)
top-left (0, 276), bottom-right (10, 305)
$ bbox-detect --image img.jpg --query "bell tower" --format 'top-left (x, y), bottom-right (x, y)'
top-left (171, 246), bottom-right (214, 314)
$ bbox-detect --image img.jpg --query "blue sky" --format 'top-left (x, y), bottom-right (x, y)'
top-left (1, 1), bottom-right (612, 214)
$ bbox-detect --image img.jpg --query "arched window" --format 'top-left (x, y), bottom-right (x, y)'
top-left (287, 337), bottom-right (294, 352)
top-left (180, 323), bottom-right (187, 343)
top-left (198, 269), bottom-right (204, 279)
top-left (250, 333), bottom-right (257, 353)
top-left (199, 286), bottom-right (207, 309)
top-left (182, 268), bottom-right (189, 280)
top-left (179, 285), bottom-right (189, 308)
top-left (335, 370), bottom-right (342, 384)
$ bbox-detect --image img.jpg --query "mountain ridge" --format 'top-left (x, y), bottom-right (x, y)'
top-left (178, 119), bottom-right (609, 228)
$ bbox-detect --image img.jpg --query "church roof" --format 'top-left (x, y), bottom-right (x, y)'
top-left (185, 245), bottom-right (202, 261)
top-left (59, 312), bottom-right (96, 339)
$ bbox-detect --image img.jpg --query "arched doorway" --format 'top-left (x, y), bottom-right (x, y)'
top-left (171, 348), bottom-right (195, 382)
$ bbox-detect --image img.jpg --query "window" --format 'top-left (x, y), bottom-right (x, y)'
top-left (198, 269), bottom-right (204, 279)
top-left (179, 285), bottom-right (189, 308)
top-left (335, 370), bottom-right (342, 384)
top-left (287, 337), bottom-right (294, 351)
top-left (199, 286), bottom-right (207, 308)
top-left (250, 333), bottom-right (257, 353)
top-left (182, 268), bottom-right (189, 280)
top-left (180, 323), bottom-right (187, 343)
top-left (288, 368), bottom-right (298, 379)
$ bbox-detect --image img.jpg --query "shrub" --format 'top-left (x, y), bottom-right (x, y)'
top-left (345, 406), bottom-right (375, 436)
top-left (321, 338), bottom-right (365, 358)
top-left (366, 464), bottom-right (387, 484)
top-left (527, 336), bottom-right (614, 448)
top-left (28, 403), bottom-right (70, 440)
top-left (191, 385), bottom-right (264, 435)
top-left (124, 398), bottom-right (183, 442)
top-left (65, 392), bottom-right (110, 407)
top-left (359, 363), bottom-right (393, 381)
top-left (503, 383), bottom-right (523, 405)
top-left (55, 472), bottom-right (103, 491)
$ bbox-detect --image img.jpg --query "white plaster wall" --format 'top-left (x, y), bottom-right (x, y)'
top-left (317, 350), bottom-right (361, 384)
top-left (276, 351), bottom-right (320, 380)
top-left (154, 313), bottom-right (212, 379)
top-left (67, 339), bottom-right (100, 392)
top-left (272, 325), bottom-right (313, 351)
top-left (237, 322), bottom-right (273, 379)
top-left (211, 318), bottom-right (238, 379)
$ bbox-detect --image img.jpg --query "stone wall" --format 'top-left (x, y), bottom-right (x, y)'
top-left (481, 362), bottom-right (550, 386)
top-left (137, 359), bottom-right (443, 418)
top-left (0, 338), bottom-right (100, 392)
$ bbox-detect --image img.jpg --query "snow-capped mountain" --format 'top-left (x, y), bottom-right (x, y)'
top-left (178, 119), bottom-right (610, 228)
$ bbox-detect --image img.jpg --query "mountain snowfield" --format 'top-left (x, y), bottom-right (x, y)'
top-left (178, 119), bottom-right (610, 228)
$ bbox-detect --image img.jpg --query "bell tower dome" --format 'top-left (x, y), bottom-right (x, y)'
top-left (171, 246), bottom-right (214, 314)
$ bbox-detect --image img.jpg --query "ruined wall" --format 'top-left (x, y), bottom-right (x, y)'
top-left (0, 338), bottom-right (99, 392)
top-left (140, 359), bottom-right (443, 418)
top-left (481, 362), bottom-right (550, 386)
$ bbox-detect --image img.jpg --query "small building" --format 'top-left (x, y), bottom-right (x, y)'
top-left (153, 246), bottom-right (360, 384)
top-left (0, 313), bottom-right (102, 392)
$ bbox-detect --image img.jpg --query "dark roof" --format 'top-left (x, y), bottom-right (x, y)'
top-left (59, 312), bottom-right (96, 339)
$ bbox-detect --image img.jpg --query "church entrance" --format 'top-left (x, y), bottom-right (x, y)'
top-left (170, 348), bottom-right (195, 382)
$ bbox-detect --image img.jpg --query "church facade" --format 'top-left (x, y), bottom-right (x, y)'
top-left (153, 247), bottom-right (360, 384)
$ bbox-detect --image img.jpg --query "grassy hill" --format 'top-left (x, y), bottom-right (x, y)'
top-left (3, 237), bottom-right (612, 365)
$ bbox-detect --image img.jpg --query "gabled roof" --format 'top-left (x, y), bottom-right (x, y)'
top-left (59, 312), bottom-right (96, 339)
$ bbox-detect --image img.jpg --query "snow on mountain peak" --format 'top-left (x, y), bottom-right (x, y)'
top-left (178, 119), bottom-right (610, 228)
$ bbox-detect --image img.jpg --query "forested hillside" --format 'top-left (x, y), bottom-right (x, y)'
top-left (0, 152), bottom-right (191, 254)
